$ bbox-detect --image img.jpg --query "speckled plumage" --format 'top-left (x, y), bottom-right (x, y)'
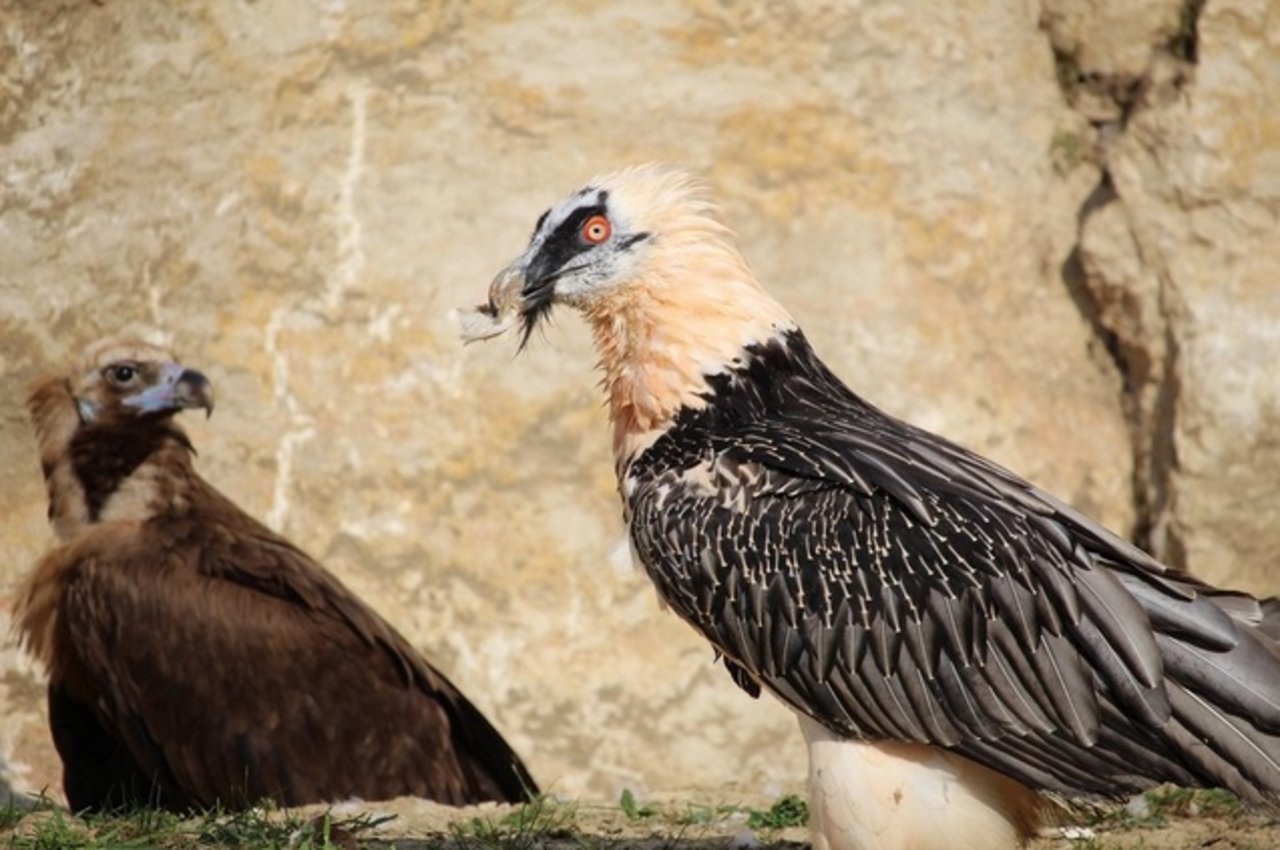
top-left (624, 328), bottom-right (1280, 800)
top-left (479, 164), bottom-right (1280, 849)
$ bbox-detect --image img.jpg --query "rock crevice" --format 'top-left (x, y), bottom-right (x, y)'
top-left (1042, 0), bottom-right (1208, 569)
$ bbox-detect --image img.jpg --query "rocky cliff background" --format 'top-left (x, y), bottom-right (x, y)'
top-left (1, 0), bottom-right (1276, 802)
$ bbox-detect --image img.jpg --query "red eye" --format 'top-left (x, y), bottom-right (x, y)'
top-left (581, 214), bottom-right (612, 244)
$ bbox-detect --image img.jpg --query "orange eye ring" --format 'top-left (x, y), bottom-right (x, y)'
top-left (581, 214), bottom-right (612, 245)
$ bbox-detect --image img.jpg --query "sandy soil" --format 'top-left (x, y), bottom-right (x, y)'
top-left (294, 792), bottom-right (1280, 850)
top-left (3, 785), bottom-right (1275, 848)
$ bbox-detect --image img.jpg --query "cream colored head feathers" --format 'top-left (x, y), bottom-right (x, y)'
top-left (467, 164), bottom-right (795, 464)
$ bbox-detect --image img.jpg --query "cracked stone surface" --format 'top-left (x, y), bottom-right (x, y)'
top-left (0, 0), bottom-right (1274, 803)
top-left (1051, 0), bottom-right (1280, 583)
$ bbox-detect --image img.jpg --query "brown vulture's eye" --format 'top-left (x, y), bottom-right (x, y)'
top-left (108, 364), bottom-right (137, 384)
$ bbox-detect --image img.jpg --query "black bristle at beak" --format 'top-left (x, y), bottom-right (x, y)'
top-left (517, 300), bottom-right (553, 352)
top-left (515, 279), bottom-right (558, 352)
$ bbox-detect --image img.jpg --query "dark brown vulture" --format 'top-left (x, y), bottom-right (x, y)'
top-left (14, 334), bottom-right (537, 812)
top-left (463, 164), bottom-right (1280, 850)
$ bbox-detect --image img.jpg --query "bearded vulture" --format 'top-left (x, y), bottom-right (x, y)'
top-left (461, 164), bottom-right (1280, 850)
top-left (15, 334), bottom-right (537, 812)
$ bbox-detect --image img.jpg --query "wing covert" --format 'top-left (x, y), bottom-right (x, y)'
top-left (627, 409), bottom-right (1280, 800)
top-left (59, 514), bottom-right (533, 809)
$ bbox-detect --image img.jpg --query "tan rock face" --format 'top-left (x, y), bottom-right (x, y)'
top-left (0, 0), bottom-right (1271, 802)
top-left (1060, 0), bottom-right (1280, 592)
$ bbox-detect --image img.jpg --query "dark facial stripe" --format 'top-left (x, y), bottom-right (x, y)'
top-left (518, 189), bottom-right (640, 350)
top-left (524, 202), bottom-right (608, 293)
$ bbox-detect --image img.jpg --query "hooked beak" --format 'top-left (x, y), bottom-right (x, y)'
top-left (125, 364), bottom-right (216, 419)
top-left (458, 255), bottom-right (556, 348)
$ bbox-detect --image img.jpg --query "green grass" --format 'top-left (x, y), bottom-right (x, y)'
top-left (5, 785), bottom-right (1269, 849)
top-left (449, 795), bottom-right (578, 850)
top-left (0, 802), bottom-right (392, 850)
top-left (662, 801), bottom-right (742, 827)
top-left (0, 805), bottom-right (32, 833)
top-left (612, 790), bottom-right (807, 833)
top-left (616, 789), bottom-right (654, 823)
top-left (1057, 786), bottom-right (1267, 850)
top-left (191, 805), bottom-right (392, 848)
top-left (1121, 785), bottom-right (1243, 827)
top-left (744, 794), bottom-right (807, 830)
top-left (1062, 838), bottom-right (1137, 850)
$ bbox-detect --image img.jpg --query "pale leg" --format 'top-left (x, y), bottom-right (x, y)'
top-left (798, 713), bottom-right (1044, 850)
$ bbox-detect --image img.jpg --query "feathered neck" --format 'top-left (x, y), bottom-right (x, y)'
top-left (28, 377), bottom-right (197, 541)
top-left (581, 224), bottom-right (795, 472)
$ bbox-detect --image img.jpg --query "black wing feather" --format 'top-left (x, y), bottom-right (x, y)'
top-left (626, 331), bottom-right (1280, 801)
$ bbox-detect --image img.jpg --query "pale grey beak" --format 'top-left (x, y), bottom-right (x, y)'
top-left (124, 363), bottom-right (215, 418)
top-left (457, 259), bottom-right (529, 343)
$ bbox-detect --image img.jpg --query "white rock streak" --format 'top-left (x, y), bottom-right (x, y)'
top-left (144, 261), bottom-right (163, 327)
top-left (326, 82), bottom-right (368, 314)
top-left (264, 306), bottom-right (315, 532)
top-left (261, 83), bottom-right (368, 530)
top-left (318, 0), bottom-right (348, 42)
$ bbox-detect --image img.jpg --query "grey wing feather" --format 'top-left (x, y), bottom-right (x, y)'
top-left (628, 414), bottom-right (1280, 801)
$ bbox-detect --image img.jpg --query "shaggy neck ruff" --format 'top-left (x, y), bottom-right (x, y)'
top-left (28, 378), bottom-right (196, 541)
top-left (582, 232), bottom-right (795, 470)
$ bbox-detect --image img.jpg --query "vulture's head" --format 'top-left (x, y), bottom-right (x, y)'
top-left (462, 164), bottom-right (795, 458)
top-left (28, 333), bottom-right (214, 471)
top-left (29, 332), bottom-right (215, 537)
top-left (64, 335), bottom-right (214, 428)
top-left (463, 163), bottom-right (792, 348)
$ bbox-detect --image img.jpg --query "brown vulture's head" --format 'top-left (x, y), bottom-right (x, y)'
top-left (28, 331), bottom-right (216, 538)
top-left (64, 334), bottom-right (214, 428)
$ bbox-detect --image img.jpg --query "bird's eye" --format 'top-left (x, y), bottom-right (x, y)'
top-left (107, 364), bottom-right (137, 384)
top-left (581, 214), bottom-right (612, 245)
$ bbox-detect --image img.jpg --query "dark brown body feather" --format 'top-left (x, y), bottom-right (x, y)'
top-left (18, 372), bottom-right (536, 812)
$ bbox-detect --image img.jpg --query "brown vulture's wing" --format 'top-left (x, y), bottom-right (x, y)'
top-left (59, 498), bottom-right (534, 810)
top-left (48, 679), bottom-right (165, 811)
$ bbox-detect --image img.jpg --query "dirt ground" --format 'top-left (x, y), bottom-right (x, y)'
top-left (2, 787), bottom-right (1277, 849)
top-left (293, 791), bottom-right (1280, 850)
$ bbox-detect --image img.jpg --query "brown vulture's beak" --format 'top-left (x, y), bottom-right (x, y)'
top-left (125, 363), bottom-right (216, 419)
